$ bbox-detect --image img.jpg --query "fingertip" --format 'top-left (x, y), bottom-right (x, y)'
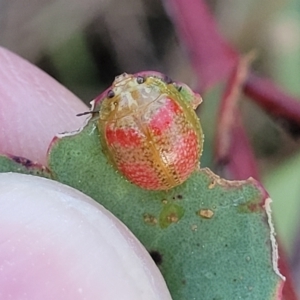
top-left (0, 47), bottom-right (89, 165)
top-left (0, 173), bottom-right (171, 300)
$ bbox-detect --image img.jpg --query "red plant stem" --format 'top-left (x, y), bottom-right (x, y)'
top-left (215, 53), bottom-right (254, 169)
top-left (244, 73), bottom-right (300, 127)
top-left (224, 113), bottom-right (260, 180)
top-left (166, 0), bottom-right (300, 129)
top-left (214, 52), bottom-right (259, 180)
top-left (164, 0), bottom-right (238, 92)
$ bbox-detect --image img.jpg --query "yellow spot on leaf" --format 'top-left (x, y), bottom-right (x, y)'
top-left (208, 180), bottom-right (216, 189)
top-left (167, 213), bottom-right (179, 223)
top-left (143, 213), bottom-right (158, 225)
top-left (191, 224), bottom-right (198, 231)
top-left (161, 199), bottom-right (168, 205)
top-left (198, 209), bottom-right (214, 219)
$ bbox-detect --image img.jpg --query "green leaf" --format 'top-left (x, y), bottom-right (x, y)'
top-left (44, 118), bottom-right (284, 299)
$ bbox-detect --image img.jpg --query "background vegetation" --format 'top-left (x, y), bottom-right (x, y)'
top-left (1, 0), bottom-right (300, 297)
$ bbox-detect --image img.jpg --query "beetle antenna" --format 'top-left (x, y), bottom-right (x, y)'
top-left (76, 110), bottom-right (98, 117)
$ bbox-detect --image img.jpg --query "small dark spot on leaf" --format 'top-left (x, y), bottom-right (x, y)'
top-left (233, 278), bottom-right (237, 282)
top-left (177, 194), bottom-right (183, 200)
top-left (238, 200), bottom-right (262, 213)
top-left (149, 250), bottom-right (163, 265)
top-left (225, 244), bottom-right (228, 247)
top-left (11, 156), bottom-right (33, 167)
top-left (181, 279), bottom-right (186, 285)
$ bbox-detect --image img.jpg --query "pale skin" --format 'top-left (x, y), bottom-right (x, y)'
top-left (0, 47), bottom-right (171, 299)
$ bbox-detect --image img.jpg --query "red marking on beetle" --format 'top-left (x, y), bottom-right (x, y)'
top-left (168, 97), bottom-right (182, 114)
top-left (118, 162), bottom-right (162, 190)
top-left (149, 98), bottom-right (181, 135)
top-left (173, 131), bottom-right (199, 179)
top-left (106, 127), bottom-right (141, 147)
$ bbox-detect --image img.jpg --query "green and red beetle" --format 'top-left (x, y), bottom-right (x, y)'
top-left (93, 72), bottom-right (204, 190)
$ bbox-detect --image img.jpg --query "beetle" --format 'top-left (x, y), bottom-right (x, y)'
top-left (96, 72), bottom-right (204, 190)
